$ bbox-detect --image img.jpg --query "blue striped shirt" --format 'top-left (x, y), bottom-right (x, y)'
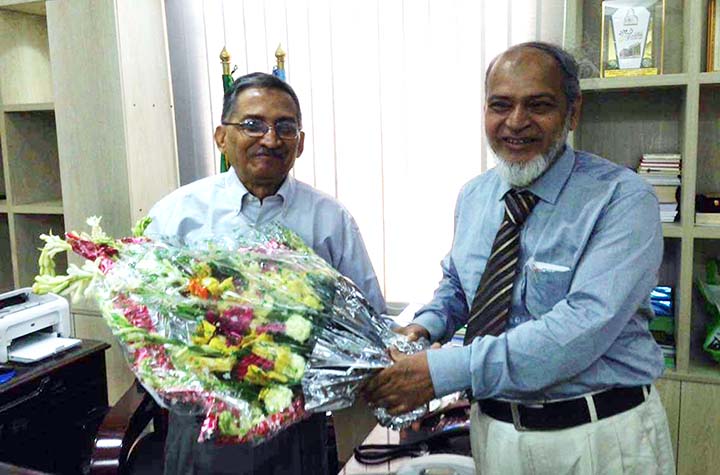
top-left (415, 145), bottom-right (665, 402)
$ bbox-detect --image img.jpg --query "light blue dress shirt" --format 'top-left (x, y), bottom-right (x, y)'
top-left (415, 145), bottom-right (665, 402)
top-left (145, 168), bottom-right (386, 315)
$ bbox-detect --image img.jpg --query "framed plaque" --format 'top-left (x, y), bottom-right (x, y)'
top-left (708, 0), bottom-right (720, 71)
top-left (601, 0), bottom-right (665, 78)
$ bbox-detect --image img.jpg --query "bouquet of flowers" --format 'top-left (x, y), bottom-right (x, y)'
top-left (33, 217), bottom-right (425, 444)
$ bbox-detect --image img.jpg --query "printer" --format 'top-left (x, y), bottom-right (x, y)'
top-left (0, 287), bottom-right (71, 363)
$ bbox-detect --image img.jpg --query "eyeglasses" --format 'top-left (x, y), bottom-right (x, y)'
top-left (222, 118), bottom-right (301, 140)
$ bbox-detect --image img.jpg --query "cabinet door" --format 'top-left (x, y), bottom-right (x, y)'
top-left (677, 381), bottom-right (720, 475)
top-left (654, 377), bottom-right (680, 464)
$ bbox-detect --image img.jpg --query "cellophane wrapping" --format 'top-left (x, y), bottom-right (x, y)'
top-left (32, 217), bottom-right (426, 444)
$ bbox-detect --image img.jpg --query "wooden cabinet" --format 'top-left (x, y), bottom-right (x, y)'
top-left (0, 3), bottom-right (64, 294)
top-left (0, 0), bottom-right (179, 404)
top-left (0, 340), bottom-right (109, 474)
top-left (677, 381), bottom-right (720, 474)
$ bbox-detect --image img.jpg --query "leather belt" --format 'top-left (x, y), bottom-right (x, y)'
top-left (477, 385), bottom-right (651, 431)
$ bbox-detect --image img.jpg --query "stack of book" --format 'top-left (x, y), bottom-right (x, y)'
top-left (637, 153), bottom-right (681, 223)
top-left (648, 286), bottom-right (675, 369)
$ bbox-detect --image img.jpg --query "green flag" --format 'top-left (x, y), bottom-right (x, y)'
top-left (220, 47), bottom-right (234, 173)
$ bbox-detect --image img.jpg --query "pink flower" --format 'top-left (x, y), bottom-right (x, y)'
top-left (66, 232), bottom-right (118, 263)
top-left (234, 353), bottom-right (274, 380)
top-left (255, 323), bottom-right (286, 335)
top-left (217, 306), bottom-right (254, 335)
top-left (98, 257), bottom-right (115, 273)
top-left (115, 295), bottom-right (155, 331)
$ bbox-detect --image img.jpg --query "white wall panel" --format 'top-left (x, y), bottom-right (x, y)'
top-left (285, 0), bottom-right (315, 185)
top-left (378, 0), bottom-right (408, 301)
top-left (243, 0), bottom-right (269, 73)
top-left (202, 0), bottom-right (225, 172)
top-left (305, 0), bottom-right (337, 197)
top-left (330, 0), bottom-right (385, 290)
top-left (180, 0), bottom-right (566, 304)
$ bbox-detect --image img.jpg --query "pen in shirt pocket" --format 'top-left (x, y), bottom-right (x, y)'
top-left (526, 256), bottom-right (571, 273)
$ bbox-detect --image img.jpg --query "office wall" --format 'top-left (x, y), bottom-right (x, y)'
top-left (166, 0), bottom-right (565, 304)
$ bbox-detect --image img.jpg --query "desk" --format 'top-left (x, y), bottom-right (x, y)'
top-left (340, 424), bottom-right (412, 474)
top-left (0, 340), bottom-right (110, 474)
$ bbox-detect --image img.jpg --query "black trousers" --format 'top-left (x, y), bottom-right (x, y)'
top-left (163, 412), bottom-right (329, 475)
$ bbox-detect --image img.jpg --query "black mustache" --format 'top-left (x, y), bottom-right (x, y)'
top-left (254, 147), bottom-right (284, 159)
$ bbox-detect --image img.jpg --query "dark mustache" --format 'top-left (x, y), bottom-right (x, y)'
top-left (254, 147), bottom-right (284, 159)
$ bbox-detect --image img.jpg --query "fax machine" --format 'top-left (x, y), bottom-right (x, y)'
top-left (0, 288), bottom-right (71, 363)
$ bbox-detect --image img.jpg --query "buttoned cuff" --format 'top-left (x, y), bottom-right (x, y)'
top-left (426, 345), bottom-right (472, 398)
top-left (412, 312), bottom-right (448, 342)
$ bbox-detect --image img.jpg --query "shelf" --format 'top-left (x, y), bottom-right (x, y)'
top-left (685, 360), bottom-right (720, 384)
top-left (12, 213), bottom-right (65, 287)
top-left (699, 72), bottom-right (720, 84)
top-left (580, 74), bottom-right (690, 92)
top-left (693, 225), bottom-right (720, 238)
top-left (0, 7), bottom-right (52, 105)
top-left (576, 88), bottom-right (683, 170)
top-left (0, 1), bottom-right (46, 16)
top-left (0, 213), bottom-right (12, 293)
top-left (12, 199), bottom-right (63, 215)
top-left (663, 223), bottom-right (684, 238)
top-left (3, 110), bottom-right (61, 206)
top-left (0, 199), bottom-right (7, 213)
top-left (660, 365), bottom-right (720, 385)
top-left (2, 102), bottom-right (53, 112)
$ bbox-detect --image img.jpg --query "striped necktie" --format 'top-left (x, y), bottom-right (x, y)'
top-left (464, 189), bottom-right (538, 344)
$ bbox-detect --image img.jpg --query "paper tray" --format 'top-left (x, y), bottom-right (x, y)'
top-left (8, 333), bottom-right (81, 363)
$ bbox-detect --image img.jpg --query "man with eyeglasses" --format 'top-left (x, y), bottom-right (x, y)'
top-left (146, 72), bottom-right (385, 475)
top-left (363, 42), bottom-right (674, 474)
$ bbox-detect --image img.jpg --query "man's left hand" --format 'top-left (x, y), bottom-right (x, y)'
top-left (362, 349), bottom-right (436, 415)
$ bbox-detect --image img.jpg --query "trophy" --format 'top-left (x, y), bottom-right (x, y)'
top-left (601, 0), bottom-right (665, 77)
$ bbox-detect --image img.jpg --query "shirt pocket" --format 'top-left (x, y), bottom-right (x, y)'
top-left (522, 258), bottom-right (573, 317)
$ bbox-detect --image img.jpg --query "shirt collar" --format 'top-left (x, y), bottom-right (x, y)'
top-left (497, 144), bottom-right (575, 205)
top-left (224, 168), bottom-right (296, 214)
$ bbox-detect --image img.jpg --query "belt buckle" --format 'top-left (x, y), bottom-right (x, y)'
top-left (510, 403), bottom-right (529, 432)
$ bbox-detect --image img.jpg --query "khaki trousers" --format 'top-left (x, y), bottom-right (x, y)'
top-left (469, 386), bottom-right (675, 475)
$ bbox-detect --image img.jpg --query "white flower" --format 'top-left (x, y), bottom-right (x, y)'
top-left (284, 314), bottom-right (312, 343)
top-left (260, 385), bottom-right (293, 414)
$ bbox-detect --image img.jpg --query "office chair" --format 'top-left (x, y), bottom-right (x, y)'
top-left (88, 381), bottom-right (167, 475)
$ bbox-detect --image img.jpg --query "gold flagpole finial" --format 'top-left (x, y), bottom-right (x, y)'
top-left (220, 47), bottom-right (231, 75)
top-left (275, 43), bottom-right (286, 70)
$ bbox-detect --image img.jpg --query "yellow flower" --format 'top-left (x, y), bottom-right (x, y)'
top-left (241, 332), bottom-right (273, 350)
top-left (193, 262), bottom-right (212, 279)
top-left (251, 341), bottom-right (306, 382)
top-left (244, 365), bottom-right (288, 385)
top-left (175, 350), bottom-right (235, 374)
top-left (202, 277), bottom-right (221, 297)
top-left (191, 320), bottom-right (216, 345)
top-left (218, 277), bottom-right (235, 294)
top-left (259, 386), bottom-right (293, 413)
top-left (302, 294), bottom-right (322, 309)
top-left (208, 335), bottom-right (239, 355)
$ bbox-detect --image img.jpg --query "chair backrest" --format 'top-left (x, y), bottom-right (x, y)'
top-left (89, 381), bottom-right (167, 475)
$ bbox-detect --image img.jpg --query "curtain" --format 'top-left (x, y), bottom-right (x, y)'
top-left (165, 0), bottom-right (566, 304)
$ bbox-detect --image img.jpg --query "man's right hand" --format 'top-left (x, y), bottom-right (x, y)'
top-left (393, 323), bottom-right (431, 342)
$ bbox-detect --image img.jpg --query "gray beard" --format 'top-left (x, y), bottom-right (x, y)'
top-left (493, 120), bottom-right (570, 188)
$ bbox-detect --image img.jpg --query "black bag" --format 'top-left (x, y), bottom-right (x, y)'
top-left (353, 401), bottom-right (471, 465)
